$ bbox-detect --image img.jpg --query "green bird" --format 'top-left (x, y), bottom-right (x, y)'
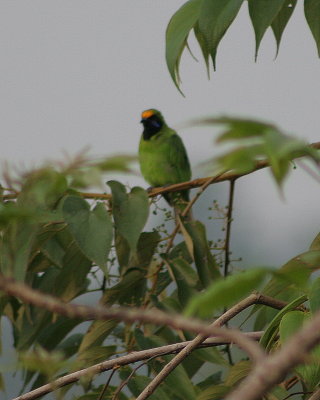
top-left (139, 109), bottom-right (191, 210)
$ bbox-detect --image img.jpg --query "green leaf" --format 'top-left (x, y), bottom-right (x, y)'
top-left (62, 196), bottom-right (112, 272)
top-left (108, 181), bottom-right (149, 253)
top-left (309, 277), bottom-right (320, 314)
top-left (251, 250), bottom-right (320, 331)
top-left (271, 0), bottom-right (297, 56)
top-left (248, 0), bottom-right (286, 59)
top-left (198, 0), bottom-right (244, 69)
top-left (185, 267), bottom-right (269, 317)
top-left (167, 257), bottom-right (198, 307)
top-left (183, 220), bottom-right (221, 287)
top-left (196, 385), bottom-right (229, 400)
top-left (54, 241), bottom-right (92, 302)
top-left (305, 0), bottom-right (320, 56)
top-left (259, 295), bottom-right (307, 350)
top-left (125, 374), bottom-right (171, 400)
top-left (77, 345), bottom-right (117, 367)
top-left (100, 269), bottom-right (147, 306)
top-left (279, 310), bottom-right (320, 389)
top-left (310, 232), bottom-right (320, 250)
top-left (279, 310), bottom-right (306, 342)
top-left (165, 0), bottom-right (202, 92)
top-left (78, 320), bottom-right (117, 355)
top-left (225, 360), bottom-right (252, 386)
top-left (134, 332), bottom-right (197, 400)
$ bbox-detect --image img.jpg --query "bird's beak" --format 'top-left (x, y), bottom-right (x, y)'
top-left (140, 119), bottom-right (146, 124)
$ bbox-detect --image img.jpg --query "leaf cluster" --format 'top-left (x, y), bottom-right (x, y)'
top-left (166, 0), bottom-right (320, 92)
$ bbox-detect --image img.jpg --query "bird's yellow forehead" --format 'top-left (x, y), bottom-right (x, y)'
top-left (141, 110), bottom-right (154, 119)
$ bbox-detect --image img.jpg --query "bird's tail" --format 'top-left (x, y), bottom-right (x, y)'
top-left (165, 190), bottom-right (193, 223)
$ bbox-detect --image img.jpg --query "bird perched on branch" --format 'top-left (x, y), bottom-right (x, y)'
top-left (139, 109), bottom-right (191, 214)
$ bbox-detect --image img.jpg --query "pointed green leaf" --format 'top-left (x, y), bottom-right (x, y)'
top-left (183, 220), bottom-right (221, 287)
top-left (225, 360), bottom-right (252, 386)
top-left (185, 267), bottom-right (270, 317)
top-left (310, 232), bottom-right (320, 250)
top-left (198, 0), bottom-right (244, 68)
top-left (305, 0), bottom-right (320, 56)
top-left (259, 295), bottom-right (307, 350)
top-left (309, 277), bottom-right (320, 314)
top-left (108, 181), bottom-right (149, 253)
top-left (167, 258), bottom-right (198, 307)
top-left (62, 196), bottom-right (112, 271)
top-left (248, 0), bottom-right (286, 59)
top-left (196, 385), bottom-right (229, 400)
top-left (271, 0), bottom-right (297, 56)
top-left (166, 0), bottom-right (202, 92)
top-left (279, 310), bottom-right (320, 390)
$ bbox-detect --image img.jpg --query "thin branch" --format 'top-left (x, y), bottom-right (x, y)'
top-left (12, 332), bottom-right (263, 400)
top-left (2, 140), bottom-right (320, 202)
top-left (224, 179), bottom-right (236, 277)
top-left (98, 367), bottom-right (118, 400)
top-left (225, 308), bottom-right (320, 400)
top-left (112, 354), bottom-right (160, 400)
top-left (223, 179), bottom-right (236, 365)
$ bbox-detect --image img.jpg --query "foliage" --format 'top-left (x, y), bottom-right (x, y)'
top-left (0, 116), bottom-right (319, 399)
top-left (1, 2), bottom-right (320, 400)
top-left (166, 0), bottom-right (320, 91)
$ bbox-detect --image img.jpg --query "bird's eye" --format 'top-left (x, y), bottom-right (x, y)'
top-left (151, 120), bottom-right (161, 128)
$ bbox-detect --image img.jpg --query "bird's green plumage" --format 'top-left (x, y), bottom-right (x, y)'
top-left (139, 109), bottom-right (191, 206)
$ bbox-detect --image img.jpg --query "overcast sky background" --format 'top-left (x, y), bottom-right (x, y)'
top-left (1, 1), bottom-right (320, 397)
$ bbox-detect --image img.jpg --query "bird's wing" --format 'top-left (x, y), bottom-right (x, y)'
top-left (168, 134), bottom-right (191, 182)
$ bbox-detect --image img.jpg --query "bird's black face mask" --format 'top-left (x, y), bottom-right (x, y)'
top-left (141, 115), bottom-right (163, 140)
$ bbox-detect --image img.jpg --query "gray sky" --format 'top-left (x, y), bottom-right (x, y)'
top-left (0, 1), bottom-right (319, 265)
top-left (1, 1), bottom-right (320, 398)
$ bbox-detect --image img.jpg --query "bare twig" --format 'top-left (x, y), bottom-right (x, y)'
top-left (12, 332), bottom-right (263, 400)
top-left (224, 179), bottom-right (236, 277)
top-left (98, 367), bottom-right (118, 400)
top-left (225, 308), bottom-right (320, 400)
top-left (112, 354), bottom-right (160, 400)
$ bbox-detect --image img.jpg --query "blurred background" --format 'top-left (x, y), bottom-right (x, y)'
top-left (0, 1), bottom-right (319, 397)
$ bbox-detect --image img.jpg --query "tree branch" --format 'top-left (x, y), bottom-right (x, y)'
top-left (12, 332), bottom-right (263, 400)
top-left (135, 292), bottom-right (304, 400)
top-left (2, 141), bottom-right (320, 202)
top-left (0, 274), bottom-right (265, 361)
top-left (225, 308), bottom-right (320, 400)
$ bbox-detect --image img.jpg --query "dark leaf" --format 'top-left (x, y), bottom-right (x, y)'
top-left (305, 0), bottom-right (320, 56)
top-left (198, 0), bottom-right (244, 68)
top-left (186, 267), bottom-right (269, 317)
top-left (248, 0), bottom-right (286, 59)
top-left (166, 0), bottom-right (202, 92)
top-left (108, 181), bottom-right (149, 253)
top-left (271, 0), bottom-right (297, 56)
top-left (62, 196), bottom-right (112, 272)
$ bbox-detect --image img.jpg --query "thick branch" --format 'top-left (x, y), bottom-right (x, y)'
top-left (0, 275), bottom-right (264, 362)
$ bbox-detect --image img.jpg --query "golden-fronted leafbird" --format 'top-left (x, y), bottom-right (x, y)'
top-left (139, 109), bottom-right (191, 209)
